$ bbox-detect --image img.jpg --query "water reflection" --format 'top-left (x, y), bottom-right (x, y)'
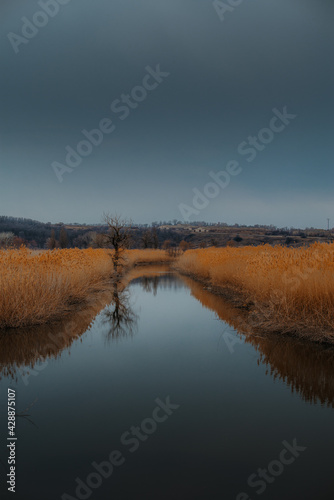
top-left (0, 268), bottom-right (169, 381)
top-left (0, 277), bottom-right (139, 380)
top-left (247, 334), bottom-right (334, 407)
top-left (102, 280), bottom-right (138, 340)
top-left (1, 267), bottom-right (333, 408)
top-left (181, 274), bottom-right (334, 408)
top-left (0, 288), bottom-right (114, 381)
top-left (132, 273), bottom-right (185, 295)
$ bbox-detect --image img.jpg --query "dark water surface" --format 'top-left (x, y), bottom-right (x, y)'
top-left (0, 268), bottom-right (333, 500)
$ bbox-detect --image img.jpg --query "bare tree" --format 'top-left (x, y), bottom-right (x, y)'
top-left (141, 230), bottom-right (151, 249)
top-left (151, 227), bottom-right (159, 249)
top-left (46, 230), bottom-right (57, 250)
top-left (102, 213), bottom-right (132, 273)
top-left (0, 232), bottom-right (14, 248)
top-left (179, 240), bottom-right (190, 252)
top-left (162, 239), bottom-right (180, 257)
top-left (59, 228), bottom-right (69, 249)
top-left (162, 239), bottom-right (171, 251)
top-left (92, 232), bottom-right (106, 248)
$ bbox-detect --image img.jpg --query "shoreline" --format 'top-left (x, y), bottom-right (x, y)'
top-left (2, 248), bottom-right (334, 345)
top-left (174, 267), bottom-right (334, 346)
top-left (0, 258), bottom-right (174, 332)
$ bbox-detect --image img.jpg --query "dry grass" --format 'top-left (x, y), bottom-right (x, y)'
top-left (0, 248), bottom-right (174, 329)
top-left (0, 247), bottom-right (114, 328)
top-left (124, 249), bottom-right (174, 266)
top-left (175, 243), bottom-right (334, 342)
top-left (7, 243), bottom-right (334, 341)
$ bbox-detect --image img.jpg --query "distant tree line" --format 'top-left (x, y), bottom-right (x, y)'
top-left (1, 215), bottom-right (331, 251)
top-left (0, 216), bottom-right (186, 250)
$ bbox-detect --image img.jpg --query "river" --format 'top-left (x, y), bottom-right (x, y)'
top-left (0, 267), bottom-right (333, 499)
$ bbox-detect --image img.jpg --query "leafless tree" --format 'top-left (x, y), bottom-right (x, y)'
top-left (102, 213), bottom-right (132, 273)
top-left (151, 227), bottom-right (159, 249)
top-left (141, 230), bottom-right (151, 249)
top-left (59, 228), bottom-right (69, 249)
top-left (46, 230), bottom-right (57, 250)
top-left (92, 232), bottom-right (106, 249)
top-left (0, 232), bottom-right (14, 248)
top-left (162, 239), bottom-right (171, 251)
top-left (179, 240), bottom-right (190, 252)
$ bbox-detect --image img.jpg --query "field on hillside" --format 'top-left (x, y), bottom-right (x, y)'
top-left (176, 243), bottom-right (334, 342)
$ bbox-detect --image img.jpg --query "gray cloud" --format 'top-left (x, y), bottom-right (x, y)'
top-left (1, 0), bottom-right (333, 227)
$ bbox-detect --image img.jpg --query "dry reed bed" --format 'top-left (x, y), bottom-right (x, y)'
top-left (124, 249), bottom-right (174, 266)
top-left (175, 243), bottom-right (334, 342)
top-left (0, 247), bottom-right (114, 328)
top-left (0, 248), bottom-right (174, 329)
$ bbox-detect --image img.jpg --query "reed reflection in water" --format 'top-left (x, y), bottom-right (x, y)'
top-left (0, 278), bottom-right (137, 381)
top-left (181, 274), bottom-right (334, 409)
top-left (0, 267), bottom-right (333, 409)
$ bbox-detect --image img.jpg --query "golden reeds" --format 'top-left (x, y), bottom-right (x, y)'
top-left (0, 247), bottom-right (174, 329)
top-left (124, 249), bottom-right (174, 266)
top-left (0, 247), bottom-right (113, 328)
top-left (175, 243), bottom-right (334, 342)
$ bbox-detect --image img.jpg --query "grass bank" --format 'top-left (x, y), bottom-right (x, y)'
top-left (0, 247), bottom-right (114, 328)
top-left (124, 249), bottom-right (174, 266)
top-left (3, 244), bottom-right (334, 342)
top-left (175, 243), bottom-right (334, 343)
top-left (0, 248), bottom-right (174, 329)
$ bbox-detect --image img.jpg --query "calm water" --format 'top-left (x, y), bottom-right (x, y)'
top-left (0, 268), bottom-right (333, 500)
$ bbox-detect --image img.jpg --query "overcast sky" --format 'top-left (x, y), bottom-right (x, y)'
top-left (1, 0), bottom-right (333, 227)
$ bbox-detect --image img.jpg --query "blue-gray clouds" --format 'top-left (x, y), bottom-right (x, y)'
top-left (1, 0), bottom-right (333, 227)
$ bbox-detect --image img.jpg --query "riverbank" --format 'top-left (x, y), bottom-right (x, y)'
top-left (0, 248), bottom-right (175, 329)
top-left (124, 249), bottom-right (175, 267)
top-left (0, 247), bottom-right (113, 329)
top-left (3, 244), bottom-right (334, 342)
top-left (175, 244), bottom-right (334, 344)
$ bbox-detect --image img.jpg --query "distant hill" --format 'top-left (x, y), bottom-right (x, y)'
top-left (0, 216), bottom-right (332, 250)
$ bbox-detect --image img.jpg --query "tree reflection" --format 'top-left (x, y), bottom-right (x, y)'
top-left (0, 288), bottom-right (116, 381)
top-left (2, 266), bottom-right (333, 408)
top-left (139, 276), bottom-right (160, 295)
top-left (102, 280), bottom-right (138, 340)
top-left (0, 268), bottom-right (163, 381)
top-left (133, 274), bottom-right (184, 296)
